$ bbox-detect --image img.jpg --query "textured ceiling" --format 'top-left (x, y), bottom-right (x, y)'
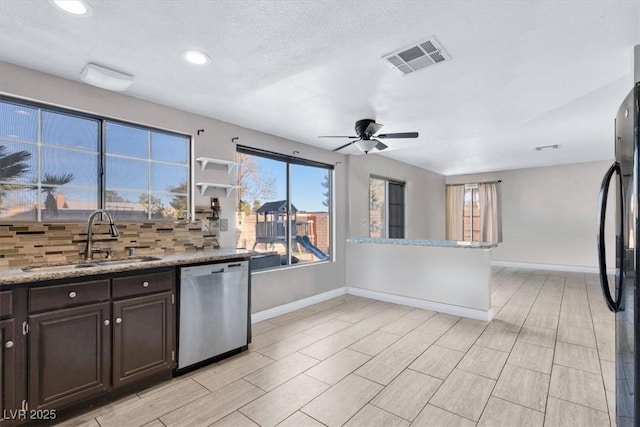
top-left (0, 1), bottom-right (639, 175)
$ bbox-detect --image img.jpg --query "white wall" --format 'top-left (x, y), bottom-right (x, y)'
top-left (446, 161), bottom-right (616, 268)
top-left (0, 61), bottom-right (348, 312)
top-left (347, 154), bottom-right (445, 240)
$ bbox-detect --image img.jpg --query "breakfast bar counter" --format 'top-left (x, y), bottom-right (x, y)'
top-left (346, 238), bottom-right (496, 320)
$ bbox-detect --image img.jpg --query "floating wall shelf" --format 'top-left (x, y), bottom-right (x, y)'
top-left (196, 157), bottom-right (237, 174)
top-left (195, 182), bottom-right (238, 197)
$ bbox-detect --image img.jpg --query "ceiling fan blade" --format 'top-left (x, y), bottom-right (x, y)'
top-left (376, 132), bottom-right (419, 139)
top-left (332, 140), bottom-right (358, 152)
top-left (364, 122), bottom-right (383, 135)
top-left (374, 140), bottom-right (388, 151)
top-left (319, 135), bottom-right (359, 138)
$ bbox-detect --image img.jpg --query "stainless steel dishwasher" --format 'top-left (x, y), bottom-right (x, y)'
top-left (177, 260), bottom-right (249, 372)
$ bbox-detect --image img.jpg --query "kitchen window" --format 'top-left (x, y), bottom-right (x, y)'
top-left (369, 176), bottom-right (405, 239)
top-left (0, 97), bottom-right (190, 221)
top-left (235, 146), bottom-right (332, 267)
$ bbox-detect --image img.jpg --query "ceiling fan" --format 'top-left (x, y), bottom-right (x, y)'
top-left (319, 119), bottom-right (419, 154)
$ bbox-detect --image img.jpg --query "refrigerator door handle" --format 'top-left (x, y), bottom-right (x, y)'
top-left (597, 161), bottom-right (624, 312)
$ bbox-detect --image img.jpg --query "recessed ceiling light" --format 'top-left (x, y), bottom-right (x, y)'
top-left (182, 50), bottom-right (210, 65)
top-left (49, 0), bottom-right (93, 16)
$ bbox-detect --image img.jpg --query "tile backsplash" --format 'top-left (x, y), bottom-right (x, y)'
top-left (0, 208), bottom-right (219, 268)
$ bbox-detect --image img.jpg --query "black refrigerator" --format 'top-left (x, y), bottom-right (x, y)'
top-left (598, 81), bottom-right (640, 427)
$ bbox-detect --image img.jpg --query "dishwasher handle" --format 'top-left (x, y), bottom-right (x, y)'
top-left (210, 268), bottom-right (225, 274)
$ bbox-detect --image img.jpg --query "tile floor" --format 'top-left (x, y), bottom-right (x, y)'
top-left (58, 268), bottom-right (616, 426)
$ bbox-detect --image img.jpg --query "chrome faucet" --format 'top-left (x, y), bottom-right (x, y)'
top-left (85, 209), bottom-right (119, 260)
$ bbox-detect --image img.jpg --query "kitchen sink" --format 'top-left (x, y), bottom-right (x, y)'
top-left (95, 256), bottom-right (163, 266)
top-left (21, 256), bottom-right (163, 272)
top-left (22, 262), bottom-right (98, 272)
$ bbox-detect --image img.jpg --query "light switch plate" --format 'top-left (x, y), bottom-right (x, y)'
top-left (220, 218), bottom-right (229, 232)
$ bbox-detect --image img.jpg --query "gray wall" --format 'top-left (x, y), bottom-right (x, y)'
top-left (0, 61), bottom-right (348, 312)
top-left (347, 154), bottom-right (445, 240)
top-left (446, 161), bottom-right (615, 268)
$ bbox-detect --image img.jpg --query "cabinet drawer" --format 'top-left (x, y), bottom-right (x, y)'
top-left (112, 271), bottom-right (174, 299)
top-left (0, 290), bottom-right (12, 317)
top-left (29, 280), bottom-right (110, 312)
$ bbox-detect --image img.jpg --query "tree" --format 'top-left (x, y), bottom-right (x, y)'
top-left (39, 172), bottom-right (74, 215)
top-left (168, 181), bottom-right (187, 219)
top-left (139, 193), bottom-right (165, 219)
top-left (321, 171), bottom-right (330, 208)
top-left (236, 153), bottom-right (277, 214)
top-left (0, 145), bottom-right (31, 210)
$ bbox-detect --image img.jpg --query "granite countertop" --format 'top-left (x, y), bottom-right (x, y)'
top-left (0, 249), bottom-right (256, 286)
top-left (347, 237), bottom-right (498, 249)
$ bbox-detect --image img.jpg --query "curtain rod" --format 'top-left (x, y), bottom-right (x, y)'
top-left (447, 180), bottom-right (502, 186)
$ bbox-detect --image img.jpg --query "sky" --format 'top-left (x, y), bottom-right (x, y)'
top-left (250, 155), bottom-right (329, 213)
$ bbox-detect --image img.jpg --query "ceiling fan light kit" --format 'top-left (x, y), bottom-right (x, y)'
top-left (355, 139), bottom-right (377, 154)
top-left (320, 118), bottom-right (419, 154)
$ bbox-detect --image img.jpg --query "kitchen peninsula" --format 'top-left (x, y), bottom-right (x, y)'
top-left (346, 238), bottom-right (497, 321)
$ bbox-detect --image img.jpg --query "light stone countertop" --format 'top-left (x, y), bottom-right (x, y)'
top-left (0, 249), bottom-right (256, 286)
top-left (347, 237), bottom-right (498, 249)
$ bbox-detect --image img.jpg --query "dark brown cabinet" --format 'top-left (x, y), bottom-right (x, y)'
top-left (112, 291), bottom-right (174, 388)
top-left (28, 302), bottom-right (110, 410)
top-left (21, 268), bottom-right (176, 414)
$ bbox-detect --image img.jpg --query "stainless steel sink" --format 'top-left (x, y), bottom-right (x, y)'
top-left (21, 256), bottom-right (162, 272)
top-left (95, 256), bottom-right (163, 266)
top-left (22, 262), bottom-right (98, 272)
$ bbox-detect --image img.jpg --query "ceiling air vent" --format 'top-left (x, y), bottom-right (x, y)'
top-left (382, 36), bottom-right (450, 75)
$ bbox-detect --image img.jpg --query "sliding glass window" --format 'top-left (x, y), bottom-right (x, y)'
top-left (236, 146), bottom-right (332, 267)
top-left (369, 176), bottom-right (405, 238)
top-left (0, 97), bottom-right (190, 221)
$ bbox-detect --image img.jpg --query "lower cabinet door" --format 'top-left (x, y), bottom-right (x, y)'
top-left (28, 303), bottom-right (110, 410)
top-left (0, 319), bottom-right (16, 422)
top-left (112, 292), bottom-right (174, 388)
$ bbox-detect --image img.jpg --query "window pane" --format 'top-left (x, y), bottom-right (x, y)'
top-left (40, 188), bottom-right (98, 220)
top-left (290, 164), bottom-right (330, 264)
top-left (0, 141), bottom-right (37, 184)
top-left (42, 147), bottom-right (98, 188)
top-left (42, 111), bottom-right (98, 151)
top-left (152, 132), bottom-right (189, 163)
top-left (0, 184), bottom-right (37, 220)
top-left (463, 187), bottom-right (480, 242)
top-left (0, 102), bottom-right (37, 142)
top-left (151, 192), bottom-right (187, 220)
top-left (235, 152), bottom-right (286, 257)
top-left (105, 190), bottom-right (148, 220)
top-left (105, 156), bottom-right (148, 191)
top-left (369, 178), bottom-right (386, 238)
top-left (150, 164), bottom-right (188, 192)
top-left (388, 182), bottom-right (405, 238)
top-left (105, 122), bottom-right (149, 158)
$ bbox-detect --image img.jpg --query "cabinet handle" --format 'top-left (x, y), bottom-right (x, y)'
top-left (142, 281), bottom-right (149, 288)
top-left (5, 340), bottom-right (13, 349)
top-left (115, 318), bottom-right (122, 324)
top-left (104, 320), bottom-right (110, 326)
top-left (69, 291), bottom-right (77, 299)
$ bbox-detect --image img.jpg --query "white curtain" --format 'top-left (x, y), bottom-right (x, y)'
top-left (445, 185), bottom-right (465, 240)
top-left (478, 182), bottom-right (502, 243)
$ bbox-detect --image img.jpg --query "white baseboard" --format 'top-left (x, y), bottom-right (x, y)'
top-left (252, 286), bottom-right (493, 323)
top-left (491, 260), bottom-right (615, 275)
top-left (251, 287), bottom-right (347, 323)
top-left (346, 287), bottom-right (493, 321)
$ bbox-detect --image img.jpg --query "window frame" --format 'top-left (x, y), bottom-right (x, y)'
top-left (0, 95), bottom-right (193, 222)
top-left (236, 145), bottom-right (334, 268)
